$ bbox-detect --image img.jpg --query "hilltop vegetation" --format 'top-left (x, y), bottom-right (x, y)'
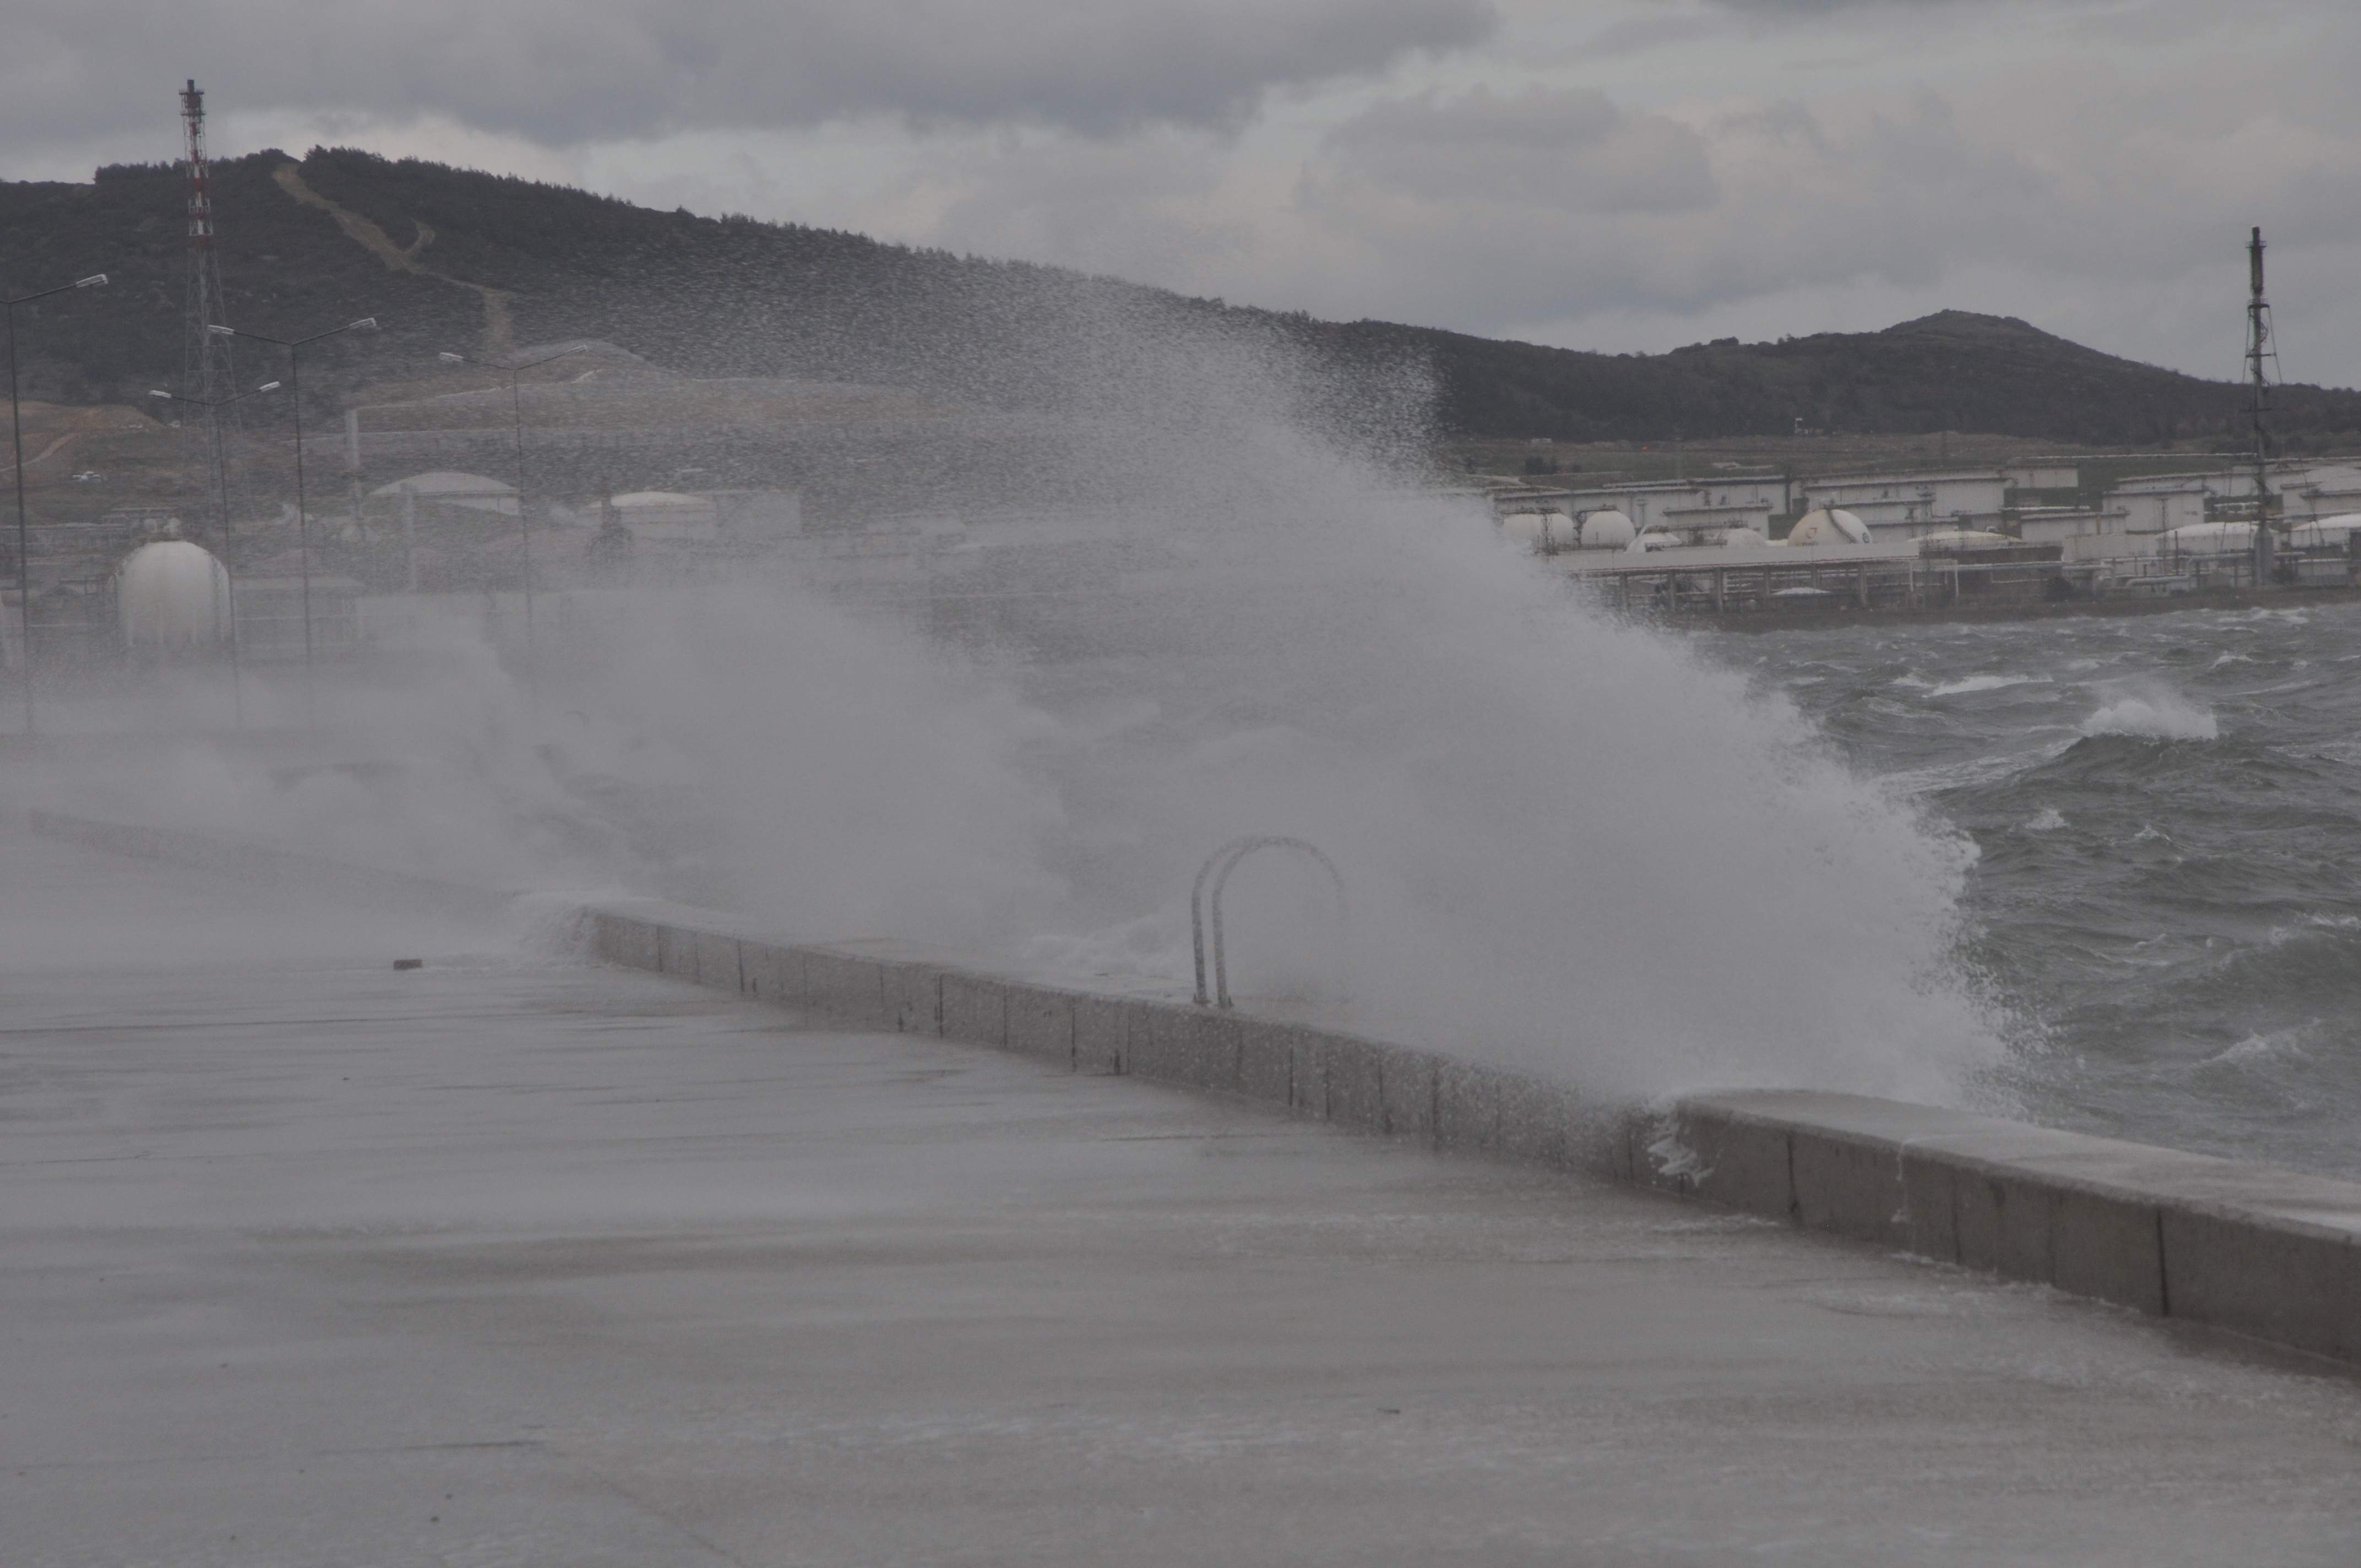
top-left (4, 146), bottom-right (2358, 449)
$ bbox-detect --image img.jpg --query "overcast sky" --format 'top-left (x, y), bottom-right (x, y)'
top-left (9, 0), bottom-right (2357, 387)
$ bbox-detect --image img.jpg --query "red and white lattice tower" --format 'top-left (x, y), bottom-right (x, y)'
top-left (179, 79), bottom-right (241, 536)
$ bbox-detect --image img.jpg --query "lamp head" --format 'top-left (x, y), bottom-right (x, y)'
top-left (255, 380), bottom-right (281, 393)
top-left (75, 274), bottom-right (107, 289)
top-left (148, 389), bottom-right (172, 400)
top-left (350, 317), bottom-right (379, 333)
top-left (207, 324), bottom-right (235, 337)
top-left (438, 351), bottom-right (465, 364)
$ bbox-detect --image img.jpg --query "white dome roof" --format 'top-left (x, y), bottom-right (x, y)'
top-left (117, 541), bottom-right (231, 650)
top-left (1580, 509), bottom-right (1635, 548)
top-left (371, 470), bottom-right (514, 497)
top-left (1720, 526), bottom-right (1769, 549)
top-left (1787, 507), bottom-right (1870, 546)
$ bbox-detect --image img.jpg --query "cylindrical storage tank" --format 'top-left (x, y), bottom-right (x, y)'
top-left (1580, 509), bottom-right (1635, 549)
top-left (1499, 510), bottom-right (1574, 551)
top-left (2289, 513), bottom-right (2361, 549)
top-left (1787, 507), bottom-right (1870, 546)
top-left (1917, 529), bottom-right (2013, 553)
top-left (2159, 521), bottom-right (2255, 553)
top-left (118, 541), bottom-right (232, 651)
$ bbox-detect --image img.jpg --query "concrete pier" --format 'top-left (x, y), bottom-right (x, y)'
top-left (5, 827), bottom-right (2360, 1565)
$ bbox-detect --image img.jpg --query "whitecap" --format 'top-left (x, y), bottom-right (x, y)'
top-left (2081, 690), bottom-right (2218, 741)
top-left (1929, 673), bottom-right (2050, 698)
top-left (2209, 1023), bottom-right (2320, 1067)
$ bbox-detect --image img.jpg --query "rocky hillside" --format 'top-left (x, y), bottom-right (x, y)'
top-left (5, 147), bottom-right (2357, 449)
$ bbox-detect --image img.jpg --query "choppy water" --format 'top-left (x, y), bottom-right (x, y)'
top-left (1703, 602), bottom-right (2361, 1179)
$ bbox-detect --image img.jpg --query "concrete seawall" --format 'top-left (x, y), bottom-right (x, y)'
top-left (580, 897), bottom-right (2361, 1368)
top-left (24, 809), bottom-right (2361, 1368)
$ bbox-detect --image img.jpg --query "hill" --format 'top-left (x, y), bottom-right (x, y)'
top-left (5, 146), bottom-right (2359, 450)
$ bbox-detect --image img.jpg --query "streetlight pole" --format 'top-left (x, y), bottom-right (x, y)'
top-left (440, 342), bottom-right (591, 693)
top-left (210, 317), bottom-right (377, 723)
top-left (150, 380), bottom-right (283, 728)
top-left (5, 271), bottom-right (108, 735)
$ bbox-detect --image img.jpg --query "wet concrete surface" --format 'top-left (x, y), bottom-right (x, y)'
top-left (4, 828), bottom-right (2359, 1566)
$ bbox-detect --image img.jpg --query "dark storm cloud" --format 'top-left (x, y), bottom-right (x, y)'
top-left (3, 0), bottom-right (1498, 146)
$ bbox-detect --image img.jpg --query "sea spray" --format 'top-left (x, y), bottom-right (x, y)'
top-left (44, 290), bottom-right (2006, 1108)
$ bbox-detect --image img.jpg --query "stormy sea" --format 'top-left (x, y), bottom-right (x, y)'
top-left (1707, 601), bottom-right (2361, 1180)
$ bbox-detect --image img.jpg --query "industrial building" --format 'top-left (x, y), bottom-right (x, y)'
top-left (1489, 448), bottom-right (2361, 617)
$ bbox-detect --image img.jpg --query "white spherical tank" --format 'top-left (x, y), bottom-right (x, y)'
top-left (1787, 507), bottom-right (1870, 546)
top-left (118, 541), bottom-right (232, 651)
top-left (1580, 509), bottom-right (1635, 549)
top-left (1720, 526), bottom-right (1769, 549)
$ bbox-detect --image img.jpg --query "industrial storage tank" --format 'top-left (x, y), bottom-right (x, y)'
top-left (1720, 526), bottom-right (1770, 549)
top-left (1499, 510), bottom-right (1575, 551)
top-left (1916, 529), bottom-right (2015, 553)
top-left (117, 541), bottom-right (232, 651)
top-left (1623, 528), bottom-right (1685, 553)
top-left (1786, 507), bottom-right (1870, 546)
top-left (2159, 521), bottom-right (2256, 553)
top-left (1579, 509), bottom-right (1635, 549)
top-left (2288, 513), bottom-right (2361, 549)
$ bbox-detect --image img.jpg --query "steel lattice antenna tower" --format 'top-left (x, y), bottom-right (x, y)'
top-left (179, 79), bottom-right (240, 547)
top-left (2246, 225), bottom-right (2280, 584)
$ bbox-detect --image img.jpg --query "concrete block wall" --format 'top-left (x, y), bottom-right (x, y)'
top-left (573, 903), bottom-right (1601, 1166)
top-left (1642, 1090), bottom-right (2361, 1363)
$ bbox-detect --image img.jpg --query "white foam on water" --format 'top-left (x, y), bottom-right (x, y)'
top-left (1928, 673), bottom-right (2050, 698)
top-left (2081, 686), bottom-right (2218, 741)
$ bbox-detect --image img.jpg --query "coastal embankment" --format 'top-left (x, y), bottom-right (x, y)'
top-left (32, 808), bottom-right (2361, 1369)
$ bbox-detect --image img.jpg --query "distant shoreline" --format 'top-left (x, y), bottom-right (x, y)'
top-left (1639, 582), bottom-right (2361, 634)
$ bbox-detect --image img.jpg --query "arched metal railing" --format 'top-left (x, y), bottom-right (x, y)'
top-left (1190, 835), bottom-right (1346, 1008)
